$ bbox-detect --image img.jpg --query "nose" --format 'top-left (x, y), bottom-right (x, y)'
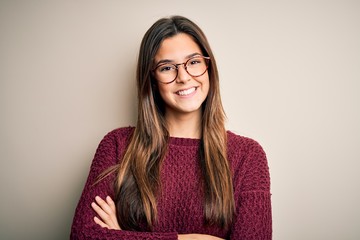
top-left (176, 63), bottom-right (191, 83)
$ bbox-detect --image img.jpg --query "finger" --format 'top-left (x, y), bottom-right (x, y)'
top-left (105, 196), bottom-right (121, 230)
top-left (92, 201), bottom-right (120, 230)
top-left (95, 196), bottom-right (114, 215)
top-left (106, 196), bottom-right (116, 212)
top-left (97, 196), bottom-right (117, 224)
top-left (92, 196), bottom-right (121, 230)
top-left (94, 216), bottom-right (109, 229)
top-left (91, 201), bottom-right (113, 225)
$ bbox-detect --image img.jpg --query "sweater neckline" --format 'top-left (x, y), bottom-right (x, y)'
top-left (168, 136), bottom-right (200, 146)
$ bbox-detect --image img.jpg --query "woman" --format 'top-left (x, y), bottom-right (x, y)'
top-left (71, 16), bottom-right (272, 240)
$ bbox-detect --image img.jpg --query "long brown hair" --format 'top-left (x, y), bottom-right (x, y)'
top-left (113, 16), bottom-right (234, 230)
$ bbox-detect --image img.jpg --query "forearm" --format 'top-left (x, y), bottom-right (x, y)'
top-left (87, 195), bottom-right (224, 240)
top-left (178, 234), bottom-right (224, 240)
top-left (71, 226), bottom-right (178, 240)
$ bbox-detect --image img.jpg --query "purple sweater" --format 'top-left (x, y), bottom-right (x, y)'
top-left (71, 127), bottom-right (272, 239)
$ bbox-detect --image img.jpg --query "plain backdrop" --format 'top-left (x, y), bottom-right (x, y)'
top-left (1, 1), bottom-right (359, 239)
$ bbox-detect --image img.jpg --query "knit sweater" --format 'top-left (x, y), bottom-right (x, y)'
top-left (70, 127), bottom-right (272, 239)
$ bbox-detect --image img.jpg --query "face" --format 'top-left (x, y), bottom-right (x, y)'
top-left (154, 33), bottom-right (210, 118)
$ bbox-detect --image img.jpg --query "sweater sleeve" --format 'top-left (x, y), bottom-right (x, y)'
top-left (70, 129), bottom-right (178, 240)
top-left (229, 138), bottom-right (272, 240)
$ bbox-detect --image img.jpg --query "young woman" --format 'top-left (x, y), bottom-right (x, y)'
top-left (71, 16), bottom-right (272, 240)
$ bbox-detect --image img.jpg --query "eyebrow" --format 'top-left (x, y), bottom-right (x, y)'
top-left (155, 52), bottom-right (202, 66)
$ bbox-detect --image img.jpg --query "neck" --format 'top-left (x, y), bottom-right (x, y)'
top-left (165, 110), bottom-right (202, 139)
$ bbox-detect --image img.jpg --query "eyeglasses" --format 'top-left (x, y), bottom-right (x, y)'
top-left (152, 55), bottom-right (210, 84)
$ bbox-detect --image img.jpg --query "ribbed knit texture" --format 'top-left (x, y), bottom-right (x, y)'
top-left (70, 127), bottom-right (272, 239)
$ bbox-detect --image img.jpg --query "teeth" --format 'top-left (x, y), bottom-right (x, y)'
top-left (177, 87), bottom-right (196, 96)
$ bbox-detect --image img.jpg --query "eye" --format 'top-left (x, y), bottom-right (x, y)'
top-left (188, 58), bottom-right (203, 66)
top-left (158, 64), bottom-right (176, 72)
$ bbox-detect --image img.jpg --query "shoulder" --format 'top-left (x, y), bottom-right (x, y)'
top-left (226, 130), bottom-right (266, 158)
top-left (93, 126), bottom-right (135, 163)
top-left (226, 131), bottom-right (268, 173)
top-left (227, 131), bottom-right (270, 192)
top-left (102, 126), bottom-right (135, 144)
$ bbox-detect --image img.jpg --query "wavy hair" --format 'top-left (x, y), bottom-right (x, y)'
top-left (111, 16), bottom-right (234, 230)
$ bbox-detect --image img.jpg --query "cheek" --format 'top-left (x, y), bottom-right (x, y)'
top-left (205, 83), bottom-right (210, 96)
top-left (157, 84), bottom-right (171, 101)
top-left (202, 74), bottom-right (210, 95)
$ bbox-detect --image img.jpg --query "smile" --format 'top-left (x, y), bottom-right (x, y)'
top-left (176, 87), bottom-right (197, 96)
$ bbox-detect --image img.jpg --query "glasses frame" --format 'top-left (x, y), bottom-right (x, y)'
top-left (152, 55), bottom-right (211, 84)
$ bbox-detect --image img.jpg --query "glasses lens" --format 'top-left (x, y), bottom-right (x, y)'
top-left (186, 57), bottom-right (209, 77)
top-left (154, 64), bottom-right (177, 83)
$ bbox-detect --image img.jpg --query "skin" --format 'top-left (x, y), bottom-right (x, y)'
top-left (155, 33), bottom-right (210, 138)
top-left (91, 34), bottom-right (223, 240)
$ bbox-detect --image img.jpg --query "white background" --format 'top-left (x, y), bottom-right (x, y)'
top-left (1, 1), bottom-right (359, 239)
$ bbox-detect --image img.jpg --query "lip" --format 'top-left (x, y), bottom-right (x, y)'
top-left (175, 86), bottom-right (198, 97)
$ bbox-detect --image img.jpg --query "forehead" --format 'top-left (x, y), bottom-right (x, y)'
top-left (155, 33), bottom-right (202, 61)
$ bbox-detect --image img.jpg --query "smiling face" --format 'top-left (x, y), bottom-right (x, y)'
top-left (154, 33), bottom-right (210, 119)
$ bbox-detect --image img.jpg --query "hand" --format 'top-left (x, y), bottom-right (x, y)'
top-left (91, 196), bottom-right (121, 230)
top-left (178, 234), bottom-right (224, 240)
